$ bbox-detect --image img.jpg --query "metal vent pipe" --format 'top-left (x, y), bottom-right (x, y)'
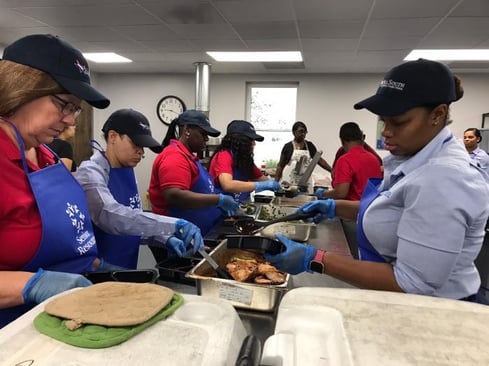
top-left (194, 62), bottom-right (211, 115)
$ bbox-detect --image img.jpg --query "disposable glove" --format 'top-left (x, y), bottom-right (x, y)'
top-left (98, 258), bottom-right (127, 271)
top-left (263, 233), bottom-right (317, 275)
top-left (22, 269), bottom-right (92, 305)
top-left (297, 199), bottom-right (336, 223)
top-left (175, 219), bottom-right (204, 254)
top-left (217, 193), bottom-right (239, 216)
top-left (254, 180), bottom-right (281, 193)
top-left (166, 236), bottom-right (187, 257)
top-left (314, 187), bottom-right (326, 199)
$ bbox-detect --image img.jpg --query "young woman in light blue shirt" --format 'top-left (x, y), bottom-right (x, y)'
top-left (265, 59), bottom-right (489, 304)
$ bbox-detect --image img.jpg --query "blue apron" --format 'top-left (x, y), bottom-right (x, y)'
top-left (1, 121), bottom-right (97, 328)
top-left (357, 178), bottom-right (386, 263)
top-left (170, 144), bottom-right (222, 235)
top-left (229, 166), bottom-right (250, 203)
top-left (92, 155), bottom-right (141, 269)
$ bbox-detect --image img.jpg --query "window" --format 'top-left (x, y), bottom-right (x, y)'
top-left (246, 82), bottom-right (298, 168)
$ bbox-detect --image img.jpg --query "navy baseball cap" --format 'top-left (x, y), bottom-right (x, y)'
top-left (102, 109), bottom-right (162, 153)
top-left (177, 109), bottom-right (220, 137)
top-left (227, 120), bottom-right (264, 141)
top-left (354, 59), bottom-right (456, 116)
top-left (2, 34), bottom-right (110, 109)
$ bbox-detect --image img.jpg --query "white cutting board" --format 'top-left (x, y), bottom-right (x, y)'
top-left (0, 293), bottom-right (246, 366)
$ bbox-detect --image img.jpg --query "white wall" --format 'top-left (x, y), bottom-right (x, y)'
top-left (92, 72), bottom-right (489, 199)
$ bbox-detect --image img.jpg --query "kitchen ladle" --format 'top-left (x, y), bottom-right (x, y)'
top-left (233, 210), bottom-right (317, 235)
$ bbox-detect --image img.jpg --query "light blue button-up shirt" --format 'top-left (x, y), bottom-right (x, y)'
top-left (469, 146), bottom-right (489, 173)
top-left (363, 127), bottom-right (489, 299)
top-left (75, 151), bottom-right (177, 245)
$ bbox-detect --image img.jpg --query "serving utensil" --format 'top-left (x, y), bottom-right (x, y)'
top-left (233, 210), bottom-right (316, 235)
top-left (197, 248), bottom-right (234, 280)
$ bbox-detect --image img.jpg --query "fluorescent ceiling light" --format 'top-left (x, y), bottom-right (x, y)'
top-left (207, 51), bottom-right (302, 62)
top-left (83, 52), bottom-right (132, 63)
top-left (404, 49), bottom-right (489, 61)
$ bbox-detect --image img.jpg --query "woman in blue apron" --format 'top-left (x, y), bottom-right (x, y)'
top-left (209, 120), bottom-right (281, 204)
top-left (264, 59), bottom-right (489, 304)
top-left (0, 34), bottom-right (111, 328)
top-left (148, 110), bottom-right (239, 263)
top-left (75, 109), bottom-right (204, 269)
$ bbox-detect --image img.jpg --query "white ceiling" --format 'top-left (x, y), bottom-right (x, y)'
top-left (1, 0), bottom-right (489, 74)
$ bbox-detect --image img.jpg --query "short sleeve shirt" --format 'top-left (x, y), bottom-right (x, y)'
top-left (209, 150), bottom-right (262, 187)
top-left (148, 140), bottom-right (200, 216)
top-left (0, 129), bottom-right (55, 269)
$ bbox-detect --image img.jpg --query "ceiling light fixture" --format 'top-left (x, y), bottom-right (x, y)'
top-left (404, 49), bottom-right (489, 61)
top-left (83, 52), bottom-right (132, 63)
top-left (207, 51), bottom-right (302, 62)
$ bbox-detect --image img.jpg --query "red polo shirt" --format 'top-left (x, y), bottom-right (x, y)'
top-left (209, 150), bottom-right (262, 187)
top-left (332, 145), bottom-right (383, 200)
top-left (0, 128), bottom-right (55, 270)
top-left (148, 140), bottom-right (201, 216)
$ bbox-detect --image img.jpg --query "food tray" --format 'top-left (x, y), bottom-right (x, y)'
top-left (156, 257), bottom-right (201, 286)
top-left (272, 195), bottom-right (317, 207)
top-left (186, 239), bottom-right (290, 312)
top-left (255, 204), bottom-right (313, 242)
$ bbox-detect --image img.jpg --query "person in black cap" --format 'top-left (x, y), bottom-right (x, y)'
top-left (148, 110), bottom-right (239, 262)
top-left (208, 120), bottom-right (281, 203)
top-left (75, 109), bottom-right (204, 269)
top-left (264, 59), bottom-right (489, 305)
top-left (0, 34), bottom-right (112, 327)
top-left (275, 121), bottom-right (332, 191)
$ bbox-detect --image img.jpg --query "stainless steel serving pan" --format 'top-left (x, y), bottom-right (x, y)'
top-left (186, 239), bottom-right (290, 312)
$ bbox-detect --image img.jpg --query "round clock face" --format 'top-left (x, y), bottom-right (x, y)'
top-left (156, 95), bottom-right (186, 125)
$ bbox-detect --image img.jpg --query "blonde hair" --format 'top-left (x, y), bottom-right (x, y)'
top-left (0, 60), bottom-right (64, 116)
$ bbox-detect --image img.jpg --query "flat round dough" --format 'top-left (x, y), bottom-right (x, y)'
top-left (44, 282), bottom-right (174, 329)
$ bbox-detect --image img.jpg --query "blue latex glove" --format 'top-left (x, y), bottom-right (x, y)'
top-left (297, 199), bottom-right (336, 223)
top-left (175, 219), bottom-right (204, 254)
top-left (217, 193), bottom-right (239, 216)
top-left (98, 258), bottom-right (127, 271)
top-left (254, 180), bottom-right (281, 193)
top-left (314, 187), bottom-right (326, 199)
top-left (264, 233), bottom-right (317, 275)
top-left (22, 269), bottom-right (92, 305)
top-left (166, 236), bottom-right (187, 257)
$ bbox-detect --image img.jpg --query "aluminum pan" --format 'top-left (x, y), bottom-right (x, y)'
top-left (186, 240), bottom-right (290, 312)
top-left (272, 195), bottom-right (317, 207)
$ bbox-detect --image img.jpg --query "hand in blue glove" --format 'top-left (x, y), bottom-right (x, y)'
top-left (166, 236), bottom-right (187, 257)
top-left (254, 180), bottom-right (281, 193)
top-left (174, 219), bottom-right (204, 254)
top-left (22, 269), bottom-right (92, 305)
top-left (314, 187), bottom-right (326, 199)
top-left (98, 258), bottom-right (127, 271)
top-left (263, 233), bottom-right (317, 275)
top-left (217, 193), bottom-right (239, 216)
top-left (297, 199), bottom-right (336, 223)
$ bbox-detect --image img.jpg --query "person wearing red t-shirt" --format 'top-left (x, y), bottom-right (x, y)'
top-left (315, 122), bottom-right (383, 259)
top-left (209, 120), bottom-right (281, 203)
top-left (0, 34), bottom-right (114, 328)
top-left (148, 110), bottom-right (239, 263)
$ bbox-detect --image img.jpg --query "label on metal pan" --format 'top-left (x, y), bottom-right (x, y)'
top-left (219, 283), bottom-right (253, 305)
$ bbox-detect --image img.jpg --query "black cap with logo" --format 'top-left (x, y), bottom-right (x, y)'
top-left (2, 34), bottom-right (110, 109)
top-left (176, 110), bottom-right (221, 137)
top-left (102, 109), bottom-right (162, 153)
top-left (227, 120), bottom-right (264, 141)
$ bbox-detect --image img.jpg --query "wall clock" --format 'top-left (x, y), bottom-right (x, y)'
top-left (156, 95), bottom-right (186, 125)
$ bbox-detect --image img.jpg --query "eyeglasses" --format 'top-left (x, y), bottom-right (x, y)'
top-left (51, 95), bottom-right (83, 118)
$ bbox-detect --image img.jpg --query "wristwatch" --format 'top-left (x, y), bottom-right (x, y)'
top-left (309, 249), bottom-right (325, 273)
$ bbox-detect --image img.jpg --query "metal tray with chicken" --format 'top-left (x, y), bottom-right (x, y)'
top-left (186, 239), bottom-right (290, 312)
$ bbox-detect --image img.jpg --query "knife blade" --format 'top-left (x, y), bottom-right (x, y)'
top-left (198, 248), bottom-right (234, 280)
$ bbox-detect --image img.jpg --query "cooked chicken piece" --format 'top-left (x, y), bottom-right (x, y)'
top-left (264, 271), bottom-right (286, 284)
top-left (254, 276), bottom-right (273, 285)
top-left (257, 263), bottom-right (279, 273)
top-left (226, 261), bottom-right (258, 282)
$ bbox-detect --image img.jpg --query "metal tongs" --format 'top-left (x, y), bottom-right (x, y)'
top-left (233, 210), bottom-right (316, 235)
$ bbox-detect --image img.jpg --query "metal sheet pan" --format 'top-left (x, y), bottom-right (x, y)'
top-left (272, 195), bottom-right (317, 208)
top-left (186, 240), bottom-right (290, 312)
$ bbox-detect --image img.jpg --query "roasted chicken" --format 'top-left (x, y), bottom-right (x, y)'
top-left (225, 255), bottom-right (286, 285)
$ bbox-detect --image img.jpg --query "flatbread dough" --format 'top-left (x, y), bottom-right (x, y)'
top-left (44, 282), bottom-right (174, 330)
